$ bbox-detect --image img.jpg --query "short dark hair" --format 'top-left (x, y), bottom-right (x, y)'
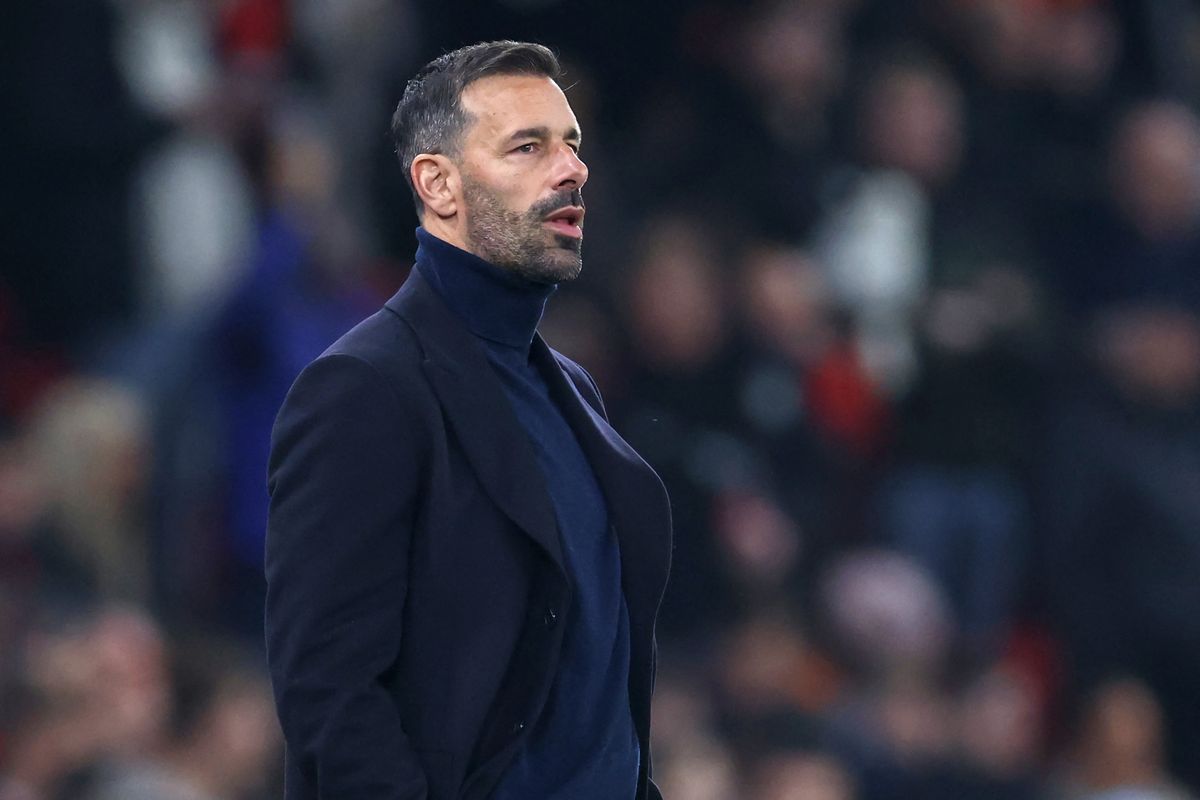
top-left (391, 41), bottom-right (562, 214)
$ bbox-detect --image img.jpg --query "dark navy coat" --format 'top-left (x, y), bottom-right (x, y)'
top-left (265, 269), bottom-right (672, 799)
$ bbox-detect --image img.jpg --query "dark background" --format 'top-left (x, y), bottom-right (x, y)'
top-left (3, 1), bottom-right (1200, 798)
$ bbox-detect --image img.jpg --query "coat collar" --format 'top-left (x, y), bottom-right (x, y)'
top-left (533, 336), bottom-right (673, 622)
top-left (384, 269), bottom-right (672, 617)
top-left (385, 269), bottom-right (565, 572)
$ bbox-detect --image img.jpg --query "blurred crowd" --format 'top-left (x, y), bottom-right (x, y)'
top-left (3, 0), bottom-right (1200, 798)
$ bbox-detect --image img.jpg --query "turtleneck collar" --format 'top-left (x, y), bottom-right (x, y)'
top-left (414, 226), bottom-right (556, 353)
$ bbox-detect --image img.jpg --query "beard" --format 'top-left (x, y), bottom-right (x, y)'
top-left (460, 174), bottom-right (584, 284)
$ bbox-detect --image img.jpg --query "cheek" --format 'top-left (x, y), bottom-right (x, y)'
top-left (516, 183), bottom-right (552, 216)
top-left (496, 177), bottom-right (536, 207)
top-left (463, 159), bottom-right (553, 223)
top-left (490, 166), bottom-right (551, 212)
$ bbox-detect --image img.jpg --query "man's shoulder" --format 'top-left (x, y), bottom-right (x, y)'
top-left (279, 303), bottom-right (427, 417)
top-left (317, 303), bottom-right (423, 376)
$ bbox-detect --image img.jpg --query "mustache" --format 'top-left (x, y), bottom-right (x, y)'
top-left (529, 188), bottom-right (584, 219)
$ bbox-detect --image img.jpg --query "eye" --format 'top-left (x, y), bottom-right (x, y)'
top-left (567, 143), bottom-right (581, 154)
top-left (514, 142), bottom-right (537, 154)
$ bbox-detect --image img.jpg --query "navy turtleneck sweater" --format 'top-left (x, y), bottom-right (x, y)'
top-left (413, 228), bottom-right (638, 800)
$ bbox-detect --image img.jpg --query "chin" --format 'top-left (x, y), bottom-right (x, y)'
top-left (548, 260), bottom-right (583, 283)
top-left (547, 239), bottom-right (583, 275)
top-left (532, 251), bottom-right (582, 283)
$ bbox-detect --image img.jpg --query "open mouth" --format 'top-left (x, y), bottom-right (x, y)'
top-left (543, 206), bottom-right (584, 238)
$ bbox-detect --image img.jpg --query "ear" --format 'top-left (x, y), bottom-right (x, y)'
top-left (411, 154), bottom-right (459, 219)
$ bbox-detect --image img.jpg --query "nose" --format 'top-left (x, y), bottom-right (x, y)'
top-left (554, 144), bottom-right (588, 191)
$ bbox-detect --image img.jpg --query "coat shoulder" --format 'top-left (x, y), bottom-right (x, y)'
top-left (298, 305), bottom-right (432, 402)
top-left (273, 305), bottom-right (435, 449)
top-left (322, 306), bottom-right (423, 375)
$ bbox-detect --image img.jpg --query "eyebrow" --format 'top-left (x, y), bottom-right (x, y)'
top-left (507, 126), bottom-right (582, 145)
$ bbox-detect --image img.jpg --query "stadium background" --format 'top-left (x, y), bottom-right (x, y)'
top-left (3, 0), bottom-right (1200, 797)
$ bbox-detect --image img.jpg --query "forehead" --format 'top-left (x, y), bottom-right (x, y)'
top-left (459, 74), bottom-right (579, 142)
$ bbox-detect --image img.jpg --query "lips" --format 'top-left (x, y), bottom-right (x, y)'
top-left (543, 206), bottom-right (584, 238)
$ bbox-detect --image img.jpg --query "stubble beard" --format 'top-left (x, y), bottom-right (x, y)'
top-left (461, 174), bottom-right (583, 284)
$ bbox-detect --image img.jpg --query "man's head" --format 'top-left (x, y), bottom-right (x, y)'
top-left (859, 56), bottom-right (963, 187)
top-left (391, 41), bottom-right (588, 283)
top-left (1109, 100), bottom-right (1200, 240)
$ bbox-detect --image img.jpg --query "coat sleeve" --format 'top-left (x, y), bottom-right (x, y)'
top-left (265, 353), bottom-right (428, 798)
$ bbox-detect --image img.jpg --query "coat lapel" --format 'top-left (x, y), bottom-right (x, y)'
top-left (385, 272), bottom-right (565, 572)
top-left (530, 336), bottom-right (673, 628)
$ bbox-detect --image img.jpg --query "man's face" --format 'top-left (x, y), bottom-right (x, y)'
top-left (456, 74), bottom-right (588, 283)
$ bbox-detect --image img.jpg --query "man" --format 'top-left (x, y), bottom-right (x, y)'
top-left (264, 41), bottom-right (672, 800)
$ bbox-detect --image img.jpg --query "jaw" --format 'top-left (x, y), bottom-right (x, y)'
top-left (523, 235), bottom-right (583, 283)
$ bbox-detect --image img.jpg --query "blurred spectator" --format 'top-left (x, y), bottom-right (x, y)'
top-left (730, 246), bottom-right (853, 570)
top-left (918, 663), bottom-right (1051, 799)
top-left (290, 0), bottom-right (421, 236)
top-left (818, 549), bottom-right (953, 684)
top-left (134, 129), bottom-right (254, 322)
top-left (145, 98), bottom-right (388, 634)
top-left (749, 749), bottom-right (858, 800)
top-left (1042, 305), bottom-right (1200, 786)
top-left (817, 550), bottom-right (964, 796)
top-left (650, 670), bottom-right (722, 753)
top-left (816, 48), bottom-right (1055, 659)
top-left (1, 605), bottom-right (169, 800)
top-left (958, 665), bottom-right (1044, 784)
top-left (20, 379), bottom-right (151, 606)
top-left (538, 291), bottom-right (626, 403)
top-left (1, 607), bottom-right (279, 800)
top-left (1056, 678), bottom-right (1196, 800)
top-left (84, 637), bottom-right (280, 800)
top-left (1038, 3), bottom-right (1122, 101)
top-left (815, 51), bottom-right (965, 394)
top-left (115, 0), bottom-right (256, 324)
top-left (1051, 101), bottom-right (1200, 318)
top-left (624, 0), bottom-right (853, 241)
top-left (1041, 100), bottom-right (1200, 789)
top-left (614, 213), bottom-right (748, 638)
top-left (715, 610), bottom-right (842, 727)
top-left (1110, 102), bottom-right (1200, 241)
top-left (0, 436), bottom-right (43, 650)
top-left (734, 243), bottom-right (884, 480)
top-left (875, 263), bottom-right (1046, 659)
top-left (712, 488), bottom-right (806, 610)
top-left (738, 245), bottom-right (834, 372)
top-left (655, 735), bottom-right (740, 800)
